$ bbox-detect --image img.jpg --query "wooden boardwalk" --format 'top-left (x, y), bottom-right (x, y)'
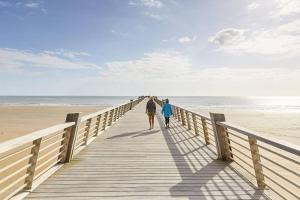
top-left (25, 100), bottom-right (268, 200)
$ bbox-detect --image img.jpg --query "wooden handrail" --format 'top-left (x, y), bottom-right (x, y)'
top-left (0, 122), bottom-right (75, 155)
top-left (155, 97), bottom-right (300, 199)
top-left (0, 96), bottom-right (145, 200)
top-left (217, 121), bottom-right (300, 156)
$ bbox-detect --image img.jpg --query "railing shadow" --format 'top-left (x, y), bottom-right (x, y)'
top-left (156, 114), bottom-right (267, 200)
top-left (107, 130), bottom-right (160, 139)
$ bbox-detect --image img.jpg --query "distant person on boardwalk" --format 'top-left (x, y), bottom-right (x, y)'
top-left (146, 97), bottom-right (156, 130)
top-left (161, 99), bottom-right (173, 128)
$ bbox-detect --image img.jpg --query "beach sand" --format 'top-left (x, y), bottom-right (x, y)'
top-left (194, 108), bottom-right (300, 145)
top-left (0, 105), bottom-right (107, 142)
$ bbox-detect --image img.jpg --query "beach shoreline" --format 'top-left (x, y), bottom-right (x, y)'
top-left (0, 105), bottom-right (108, 142)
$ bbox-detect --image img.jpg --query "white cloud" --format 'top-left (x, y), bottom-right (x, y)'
top-left (0, 48), bottom-right (99, 71)
top-left (129, 0), bottom-right (163, 8)
top-left (143, 11), bottom-right (162, 20)
top-left (271, 0), bottom-right (300, 18)
top-left (43, 49), bottom-right (91, 59)
top-left (178, 36), bottom-right (197, 44)
top-left (101, 51), bottom-right (191, 81)
top-left (210, 29), bottom-right (247, 46)
top-left (210, 19), bottom-right (300, 57)
top-left (24, 2), bottom-right (40, 8)
top-left (88, 51), bottom-right (300, 95)
top-left (247, 2), bottom-right (259, 10)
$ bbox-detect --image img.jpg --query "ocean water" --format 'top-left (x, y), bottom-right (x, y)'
top-left (159, 96), bottom-right (300, 113)
top-left (1, 96), bottom-right (300, 112)
top-left (0, 96), bottom-right (136, 106)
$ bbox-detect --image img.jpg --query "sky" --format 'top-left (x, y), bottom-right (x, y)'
top-left (0, 0), bottom-right (299, 96)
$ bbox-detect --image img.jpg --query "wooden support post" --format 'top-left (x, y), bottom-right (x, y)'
top-left (95, 114), bottom-right (102, 136)
top-left (84, 119), bottom-right (92, 145)
top-left (201, 117), bottom-right (210, 145)
top-left (210, 113), bottom-right (233, 161)
top-left (180, 108), bottom-right (186, 126)
top-left (113, 107), bottom-right (118, 122)
top-left (116, 106), bottom-right (120, 119)
top-left (177, 107), bottom-right (181, 122)
top-left (61, 113), bottom-right (81, 162)
top-left (102, 111), bottom-right (108, 130)
top-left (173, 106), bottom-right (177, 119)
top-left (25, 138), bottom-right (42, 190)
top-left (186, 111), bottom-right (191, 130)
top-left (130, 100), bottom-right (133, 110)
top-left (192, 113), bottom-right (199, 135)
top-left (108, 109), bottom-right (114, 126)
top-left (122, 105), bottom-right (125, 115)
top-left (249, 136), bottom-right (266, 189)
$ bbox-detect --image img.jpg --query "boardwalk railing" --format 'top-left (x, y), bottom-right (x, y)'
top-left (0, 97), bottom-right (144, 200)
top-left (155, 98), bottom-right (300, 200)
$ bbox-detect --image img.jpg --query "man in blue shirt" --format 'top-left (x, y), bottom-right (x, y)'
top-left (161, 99), bottom-right (173, 128)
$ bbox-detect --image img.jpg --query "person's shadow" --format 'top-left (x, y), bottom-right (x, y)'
top-left (156, 113), bottom-right (267, 200)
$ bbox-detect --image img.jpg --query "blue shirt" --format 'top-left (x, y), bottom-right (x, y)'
top-left (161, 103), bottom-right (173, 117)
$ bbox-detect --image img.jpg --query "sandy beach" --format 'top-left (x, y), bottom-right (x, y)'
top-left (195, 108), bottom-right (300, 145)
top-left (0, 105), bottom-right (107, 142)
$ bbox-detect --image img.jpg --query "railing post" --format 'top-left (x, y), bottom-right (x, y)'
top-left (248, 136), bottom-right (266, 189)
top-left (113, 107), bottom-right (118, 122)
top-left (102, 111), bottom-right (108, 130)
top-left (173, 106), bottom-right (177, 119)
top-left (192, 113), bottom-right (199, 135)
top-left (180, 108), bottom-right (186, 126)
top-left (25, 138), bottom-right (42, 190)
top-left (84, 118), bottom-right (92, 145)
top-left (117, 106), bottom-right (121, 119)
top-left (108, 109), bottom-right (114, 126)
top-left (186, 111), bottom-right (191, 130)
top-left (121, 105), bottom-right (125, 116)
top-left (130, 100), bottom-right (133, 110)
top-left (62, 113), bottom-right (81, 163)
top-left (177, 107), bottom-right (181, 122)
top-left (201, 117), bottom-right (210, 145)
top-left (210, 113), bottom-right (233, 161)
top-left (95, 114), bottom-right (102, 136)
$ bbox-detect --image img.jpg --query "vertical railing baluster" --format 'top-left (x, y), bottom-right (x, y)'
top-left (102, 111), bottom-right (108, 130)
top-left (95, 114), bottom-right (102, 136)
top-left (186, 111), bottom-right (191, 130)
top-left (25, 138), bottom-right (42, 190)
top-left (249, 136), bottom-right (265, 189)
top-left (192, 113), bottom-right (199, 135)
top-left (84, 119), bottom-right (92, 145)
top-left (201, 117), bottom-right (210, 145)
top-left (177, 107), bottom-right (181, 122)
top-left (180, 108), bottom-right (186, 126)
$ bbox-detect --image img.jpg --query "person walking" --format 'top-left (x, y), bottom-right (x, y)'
top-left (161, 99), bottom-right (173, 128)
top-left (146, 97), bottom-right (156, 129)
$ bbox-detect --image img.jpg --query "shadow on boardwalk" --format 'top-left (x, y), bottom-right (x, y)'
top-left (156, 114), bottom-right (267, 200)
top-left (107, 130), bottom-right (160, 139)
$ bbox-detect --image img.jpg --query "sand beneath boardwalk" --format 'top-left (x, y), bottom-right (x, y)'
top-left (0, 105), bottom-right (108, 142)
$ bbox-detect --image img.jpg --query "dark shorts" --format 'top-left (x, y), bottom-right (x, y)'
top-left (147, 112), bottom-right (155, 117)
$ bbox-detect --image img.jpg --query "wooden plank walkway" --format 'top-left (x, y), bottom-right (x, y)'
top-left (26, 100), bottom-right (268, 200)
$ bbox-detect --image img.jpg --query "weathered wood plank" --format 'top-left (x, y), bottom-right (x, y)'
top-left (25, 100), bottom-right (268, 200)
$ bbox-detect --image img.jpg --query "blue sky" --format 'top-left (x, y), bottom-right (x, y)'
top-left (0, 0), bottom-right (299, 96)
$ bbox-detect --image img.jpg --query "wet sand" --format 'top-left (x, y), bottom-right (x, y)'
top-left (0, 105), bottom-right (107, 142)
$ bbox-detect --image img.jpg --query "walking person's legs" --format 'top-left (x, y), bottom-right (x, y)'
top-left (166, 117), bottom-right (170, 128)
top-left (151, 115), bottom-right (155, 129)
top-left (148, 114), bottom-right (152, 129)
